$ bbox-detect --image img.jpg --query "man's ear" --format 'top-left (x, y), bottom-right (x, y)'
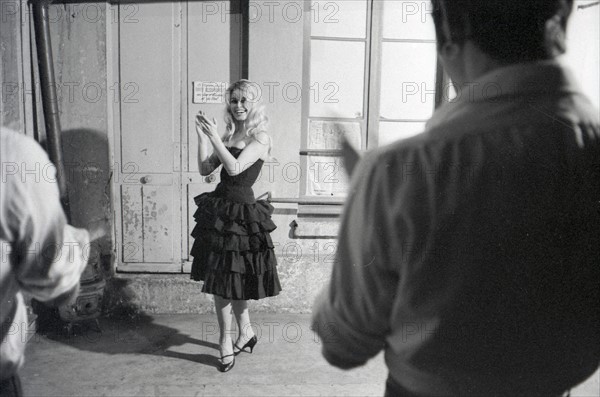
top-left (545, 14), bottom-right (567, 57)
top-left (440, 41), bottom-right (461, 61)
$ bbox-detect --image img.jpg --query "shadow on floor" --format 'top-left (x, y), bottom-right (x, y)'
top-left (35, 277), bottom-right (221, 370)
top-left (41, 312), bottom-right (220, 369)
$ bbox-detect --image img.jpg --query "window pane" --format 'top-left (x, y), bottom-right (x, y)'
top-left (311, 0), bottom-right (367, 39)
top-left (310, 40), bottom-right (365, 118)
top-left (308, 120), bottom-right (361, 150)
top-left (307, 156), bottom-right (349, 197)
top-left (380, 42), bottom-right (437, 120)
top-left (382, 0), bottom-right (436, 40)
top-left (379, 121), bottom-right (425, 146)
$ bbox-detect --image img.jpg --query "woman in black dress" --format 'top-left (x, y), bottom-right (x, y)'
top-left (191, 80), bottom-right (281, 372)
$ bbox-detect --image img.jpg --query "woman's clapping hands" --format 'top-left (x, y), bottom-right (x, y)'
top-left (195, 111), bottom-right (220, 142)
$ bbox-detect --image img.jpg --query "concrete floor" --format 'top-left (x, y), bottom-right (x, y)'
top-left (20, 313), bottom-right (387, 397)
top-left (20, 313), bottom-right (599, 397)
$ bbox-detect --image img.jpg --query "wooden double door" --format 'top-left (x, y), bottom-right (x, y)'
top-left (112, 1), bottom-right (246, 272)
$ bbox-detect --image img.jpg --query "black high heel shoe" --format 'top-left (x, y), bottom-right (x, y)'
top-left (218, 353), bottom-right (235, 373)
top-left (233, 335), bottom-right (258, 356)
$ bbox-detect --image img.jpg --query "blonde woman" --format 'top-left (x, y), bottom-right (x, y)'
top-left (190, 80), bottom-right (281, 372)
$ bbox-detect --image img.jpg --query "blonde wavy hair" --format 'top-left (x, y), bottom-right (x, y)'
top-left (223, 80), bottom-right (271, 154)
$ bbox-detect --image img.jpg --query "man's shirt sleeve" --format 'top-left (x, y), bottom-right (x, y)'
top-left (7, 137), bottom-right (89, 302)
top-left (312, 148), bottom-right (418, 368)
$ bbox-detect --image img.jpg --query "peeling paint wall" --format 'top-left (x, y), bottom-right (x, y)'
top-left (1, 1), bottom-right (112, 252)
top-left (1, 0), bottom-right (25, 133)
top-left (47, 2), bottom-right (113, 279)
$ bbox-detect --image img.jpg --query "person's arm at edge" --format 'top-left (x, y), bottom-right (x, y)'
top-left (311, 151), bottom-right (400, 369)
top-left (9, 138), bottom-right (89, 304)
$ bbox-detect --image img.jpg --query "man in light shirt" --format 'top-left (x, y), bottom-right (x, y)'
top-left (1, 127), bottom-right (90, 396)
top-left (313, 0), bottom-right (599, 396)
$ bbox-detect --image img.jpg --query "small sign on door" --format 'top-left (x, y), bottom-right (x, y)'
top-left (192, 81), bottom-right (228, 104)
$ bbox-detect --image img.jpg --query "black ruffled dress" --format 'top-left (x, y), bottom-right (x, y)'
top-left (190, 147), bottom-right (282, 300)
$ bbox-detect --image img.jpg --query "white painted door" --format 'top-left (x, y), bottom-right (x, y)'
top-left (114, 2), bottom-right (182, 272)
top-left (113, 1), bottom-right (243, 272)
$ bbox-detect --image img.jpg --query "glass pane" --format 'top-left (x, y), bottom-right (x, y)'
top-left (382, 0), bottom-right (436, 40)
top-left (379, 121), bottom-right (425, 146)
top-left (310, 40), bottom-right (365, 118)
top-left (307, 156), bottom-right (349, 197)
top-left (380, 42), bottom-right (437, 120)
top-left (311, 0), bottom-right (367, 39)
top-left (308, 120), bottom-right (361, 150)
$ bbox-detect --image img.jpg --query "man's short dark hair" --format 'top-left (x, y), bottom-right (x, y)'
top-left (430, 0), bottom-right (574, 63)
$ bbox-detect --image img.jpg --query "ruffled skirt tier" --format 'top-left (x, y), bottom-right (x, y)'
top-left (190, 192), bottom-right (282, 300)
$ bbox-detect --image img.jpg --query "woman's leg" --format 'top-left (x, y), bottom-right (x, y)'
top-left (214, 295), bottom-right (234, 363)
top-left (232, 300), bottom-right (256, 351)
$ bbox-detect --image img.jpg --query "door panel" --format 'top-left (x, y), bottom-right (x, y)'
top-left (121, 185), bottom-right (144, 263)
top-left (120, 2), bottom-right (177, 173)
top-left (121, 184), bottom-right (175, 263)
top-left (142, 186), bottom-right (175, 262)
top-left (113, 1), bottom-right (243, 272)
top-left (116, 2), bottom-right (182, 272)
top-left (182, 1), bottom-right (243, 266)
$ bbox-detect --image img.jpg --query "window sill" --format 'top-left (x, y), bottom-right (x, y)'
top-left (297, 203), bottom-right (343, 217)
top-left (291, 218), bottom-right (340, 239)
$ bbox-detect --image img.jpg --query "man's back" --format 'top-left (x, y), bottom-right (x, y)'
top-left (377, 61), bottom-right (600, 396)
top-left (312, 61), bottom-right (600, 396)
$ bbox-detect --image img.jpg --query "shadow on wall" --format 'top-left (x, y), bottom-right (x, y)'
top-left (36, 127), bottom-right (161, 333)
top-left (61, 128), bottom-right (113, 281)
top-left (60, 129), bottom-right (148, 319)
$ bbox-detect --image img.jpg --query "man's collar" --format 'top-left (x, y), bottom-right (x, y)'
top-left (427, 60), bottom-right (581, 130)
top-left (466, 60), bottom-right (579, 102)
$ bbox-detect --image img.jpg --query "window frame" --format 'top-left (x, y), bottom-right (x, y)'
top-left (299, 0), bottom-right (446, 210)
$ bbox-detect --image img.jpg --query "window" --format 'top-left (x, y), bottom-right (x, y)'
top-left (300, 0), bottom-right (443, 205)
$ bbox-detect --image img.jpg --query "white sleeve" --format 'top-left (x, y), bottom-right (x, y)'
top-left (8, 136), bottom-right (89, 301)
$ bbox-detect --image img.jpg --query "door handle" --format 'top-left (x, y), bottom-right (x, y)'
top-left (140, 175), bottom-right (152, 184)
